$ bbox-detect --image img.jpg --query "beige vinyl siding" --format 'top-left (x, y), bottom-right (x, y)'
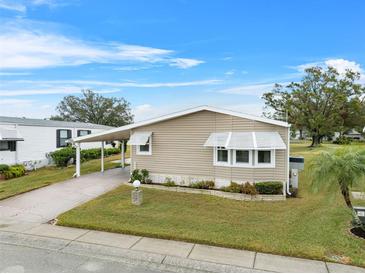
top-left (131, 110), bottom-right (288, 183)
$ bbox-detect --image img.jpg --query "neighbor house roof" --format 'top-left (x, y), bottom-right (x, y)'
top-left (0, 116), bottom-right (113, 130)
top-left (72, 105), bottom-right (290, 143)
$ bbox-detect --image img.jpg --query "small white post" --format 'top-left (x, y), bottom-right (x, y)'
top-left (101, 141), bottom-right (104, 173)
top-left (76, 143), bottom-right (81, 177)
top-left (121, 140), bottom-right (125, 168)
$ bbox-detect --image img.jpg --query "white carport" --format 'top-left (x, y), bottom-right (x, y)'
top-left (71, 126), bottom-right (133, 177)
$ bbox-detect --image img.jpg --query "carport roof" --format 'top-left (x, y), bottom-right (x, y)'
top-left (71, 105), bottom-right (290, 143)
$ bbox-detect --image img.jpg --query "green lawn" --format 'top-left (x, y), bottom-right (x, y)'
top-left (58, 142), bottom-right (365, 267)
top-left (0, 154), bottom-right (122, 200)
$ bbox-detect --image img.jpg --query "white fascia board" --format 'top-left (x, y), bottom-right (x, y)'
top-left (72, 105), bottom-right (290, 143)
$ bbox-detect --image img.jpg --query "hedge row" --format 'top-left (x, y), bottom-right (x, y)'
top-left (50, 147), bottom-right (121, 167)
top-left (0, 164), bottom-right (26, 180)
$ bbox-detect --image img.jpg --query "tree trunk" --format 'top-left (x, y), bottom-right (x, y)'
top-left (299, 129), bottom-right (303, 140)
top-left (310, 135), bottom-right (321, 147)
top-left (340, 185), bottom-right (353, 209)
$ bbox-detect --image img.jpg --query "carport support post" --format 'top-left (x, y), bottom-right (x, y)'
top-left (101, 141), bottom-right (104, 173)
top-left (76, 143), bottom-right (81, 177)
top-left (121, 140), bottom-right (125, 168)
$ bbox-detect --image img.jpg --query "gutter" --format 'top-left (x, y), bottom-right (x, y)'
top-left (286, 125), bottom-right (292, 196)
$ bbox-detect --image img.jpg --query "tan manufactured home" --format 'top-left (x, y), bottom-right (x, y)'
top-left (72, 106), bottom-right (290, 192)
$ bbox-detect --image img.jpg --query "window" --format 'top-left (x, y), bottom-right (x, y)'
top-left (0, 141), bottom-right (16, 151)
top-left (77, 130), bottom-right (91, 137)
top-left (255, 150), bottom-right (275, 168)
top-left (214, 147), bottom-right (231, 166)
top-left (136, 137), bottom-right (152, 155)
top-left (233, 150), bottom-right (251, 167)
top-left (57, 129), bottom-right (72, 148)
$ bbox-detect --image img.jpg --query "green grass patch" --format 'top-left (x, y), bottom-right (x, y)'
top-left (0, 154), bottom-right (122, 200)
top-left (58, 142), bottom-right (365, 267)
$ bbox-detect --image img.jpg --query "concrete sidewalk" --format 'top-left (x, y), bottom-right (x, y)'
top-left (0, 223), bottom-right (364, 273)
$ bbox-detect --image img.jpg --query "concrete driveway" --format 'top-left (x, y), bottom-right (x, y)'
top-left (0, 167), bottom-right (129, 224)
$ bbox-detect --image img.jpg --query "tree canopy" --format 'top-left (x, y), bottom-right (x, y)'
top-left (50, 90), bottom-right (134, 127)
top-left (262, 67), bottom-right (365, 146)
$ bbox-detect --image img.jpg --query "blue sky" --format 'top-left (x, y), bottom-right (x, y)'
top-left (1, 0), bottom-right (364, 121)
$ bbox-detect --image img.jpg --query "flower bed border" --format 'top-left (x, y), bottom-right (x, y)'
top-left (128, 183), bottom-right (285, 201)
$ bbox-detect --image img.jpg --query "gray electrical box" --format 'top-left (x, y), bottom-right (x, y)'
top-left (354, 206), bottom-right (365, 224)
top-left (289, 156), bottom-right (304, 189)
top-left (289, 156), bottom-right (304, 171)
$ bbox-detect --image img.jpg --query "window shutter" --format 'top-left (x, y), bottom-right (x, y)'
top-left (9, 141), bottom-right (16, 152)
top-left (67, 129), bottom-right (72, 139)
top-left (87, 130), bottom-right (91, 135)
top-left (77, 130), bottom-right (81, 137)
top-left (56, 129), bottom-right (61, 148)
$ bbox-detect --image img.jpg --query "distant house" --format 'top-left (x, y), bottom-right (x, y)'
top-left (0, 116), bottom-right (113, 169)
top-left (72, 106), bottom-right (290, 195)
top-left (343, 129), bottom-right (364, 140)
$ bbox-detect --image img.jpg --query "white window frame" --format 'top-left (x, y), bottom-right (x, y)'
top-left (136, 136), bottom-right (152, 155)
top-left (214, 146), bottom-right (231, 166)
top-left (254, 149), bottom-right (275, 168)
top-left (232, 149), bottom-right (252, 167)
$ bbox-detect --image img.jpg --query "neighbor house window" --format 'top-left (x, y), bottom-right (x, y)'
top-left (0, 141), bottom-right (16, 151)
top-left (214, 147), bottom-right (231, 166)
top-left (77, 130), bottom-right (91, 137)
top-left (56, 129), bottom-right (72, 148)
top-left (136, 137), bottom-right (152, 155)
top-left (233, 150), bottom-right (251, 167)
top-left (255, 150), bottom-right (275, 168)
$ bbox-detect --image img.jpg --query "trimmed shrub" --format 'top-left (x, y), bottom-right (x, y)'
top-left (140, 169), bottom-right (150, 183)
top-left (333, 136), bottom-right (352, 145)
top-left (163, 177), bottom-right (176, 187)
top-left (255, 181), bottom-right (283, 195)
top-left (242, 182), bottom-right (258, 195)
top-left (50, 147), bottom-right (121, 167)
top-left (130, 169), bottom-right (143, 183)
top-left (221, 182), bottom-right (257, 195)
top-left (3, 165), bottom-right (26, 179)
top-left (50, 147), bottom-right (75, 167)
top-left (0, 164), bottom-right (10, 173)
top-left (190, 180), bottom-right (215, 189)
top-left (221, 182), bottom-right (241, 193)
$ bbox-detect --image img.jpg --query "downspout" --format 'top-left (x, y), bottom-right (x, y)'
top-left (286, 125), bottom-right (291, 195)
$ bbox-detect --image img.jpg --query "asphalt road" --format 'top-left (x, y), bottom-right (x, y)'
top-left (0, 242), bottom-right (168, 273)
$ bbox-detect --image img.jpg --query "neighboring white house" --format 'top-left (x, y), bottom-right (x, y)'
top-left (0, 116), bottom-right (113, 169)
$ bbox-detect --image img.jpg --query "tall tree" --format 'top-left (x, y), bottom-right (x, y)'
top-left (262, 67), bottom-right (365, 146)
top-left (51, 90), bottom-right (134, 127)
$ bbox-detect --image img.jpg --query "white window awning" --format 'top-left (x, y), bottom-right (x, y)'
top-left (203, 132), bottom-right (230, 147)
top-left (127, 132), bottom-right (152, 145)
top-left (0, 127), bottom-right (24, 141)
top-left (204, 131), bottom-right (286, 150)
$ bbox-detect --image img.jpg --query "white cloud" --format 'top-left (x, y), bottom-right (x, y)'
top-left (324, 59), bottom-right (362, 74)
top-left (0, 79), bottom-right (222, 96)
top-left (0, 0), bottom-right (26, 12)
top-left (293, 58), bottom-right (363, 74)
top-left (224, 70), bottom-right (235, 76)
top-left (0, 72), bottom-right (31, 76)
top-left (169, 58), bottom-right (204, 69)
top-left (215, 82), bottom-right (281, 96)
top-left (0, 24), bottom-right (204, 70)
top-left (0, 99), bottom-right (33, 106)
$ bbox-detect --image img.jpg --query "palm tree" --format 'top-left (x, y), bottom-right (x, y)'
top-left (310, 147), bottom-right (365, 210)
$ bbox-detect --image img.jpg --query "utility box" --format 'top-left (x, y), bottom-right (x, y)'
top-left (289, 156), bottom-right (304, 189)
top-left (289, 156), bottom-right (304, 171)
top-left (354, 206), bottom-right (365, 224)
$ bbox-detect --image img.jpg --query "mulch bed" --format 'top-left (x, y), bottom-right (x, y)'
top-left (350, 227), bottom-right (365, 239)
